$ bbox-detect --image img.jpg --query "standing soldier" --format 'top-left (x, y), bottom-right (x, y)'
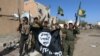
top-left (17, 17), bottom-right (30, 56)
top-left (61, 24), bottom-right (68, 52)
top-left (30, 16), bottom-right (46, 51)
top-left (62, 14), bottom-right (80, 56)
top-left (29, 17), bottom-right (40, 51)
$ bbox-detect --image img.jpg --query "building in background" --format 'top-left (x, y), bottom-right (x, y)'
top-left (0, 0), bottom-right (50, 19)
top-left (97, 22), bottom-right (100, 26)
top-left (0, 0), bottom-right (24, 16)
top-left (24, 0), bottom-right (38, 17)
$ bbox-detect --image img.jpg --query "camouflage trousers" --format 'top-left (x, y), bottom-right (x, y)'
top-left (63, 41), bottom-right (75, 56)
top-left (27, 34), bottom-right (35, 51)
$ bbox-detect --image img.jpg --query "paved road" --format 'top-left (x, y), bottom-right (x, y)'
top-left (0, 29), bottom-right (100, 56)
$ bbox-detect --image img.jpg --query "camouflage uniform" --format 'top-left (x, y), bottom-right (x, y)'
top-left (18, 24), bottom-right (30, 56)
top-left (62, 28), bottom-right (80, 56)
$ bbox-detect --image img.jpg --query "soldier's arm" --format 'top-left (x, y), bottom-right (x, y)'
top-left (61, 29), bottom-right (66, 50)
top-left (60, 30), bottom-right (62, 40)
top-left (49, 18), bottom-right (54, 29)
top-left (35, 16), bottom-right (46, 28)
top-left (73, 27), bottom-right (80, 34)
top-left (40, 16), bottom-right (46, 25)
top-left (17, 23), bottom-right (22, 32)
top-left (73, 13), bottom-right (80, 34)
top-left (73, 13), bottom-right (78, 29)
top-left (60, 30), bottom-right (65, 45)
top-left (61, 29), bottom-right (67, 38)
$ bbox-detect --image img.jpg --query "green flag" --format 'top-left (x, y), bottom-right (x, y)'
top-left (78, 9), bottom-right (86, 17)
top-left (77, 2), bottom-right (86, 18)
top-left (58, 6), bottom-right (64, 16)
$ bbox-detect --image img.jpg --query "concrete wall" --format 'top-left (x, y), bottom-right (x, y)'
top-left (24, 0), bottom-right (38, 17)
top-left (0, 0), bottom-right (24, 15)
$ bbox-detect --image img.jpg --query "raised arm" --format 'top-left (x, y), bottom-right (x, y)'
top-left (73, 13), bottom-right (80, 34)
top-left (51, 18), bottom-right (54, 26)
top-left (73, 13), bottom-right (78, 29)
top-left (40, 16), bottom-right (46, 25)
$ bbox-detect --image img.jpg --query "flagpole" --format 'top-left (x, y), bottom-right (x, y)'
top-left (79, 16), bottom-right (81, 26)
top-left (56, 6), bottom-right (58, 23)
top-left (77, 1), bottom-right (81, 26)
top-left (57, 6), bottom-right (64, 23)
top-left (56, 13), bottom-right (59, 23)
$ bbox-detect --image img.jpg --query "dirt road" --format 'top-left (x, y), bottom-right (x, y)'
top-left (74, 29), bottom-right (100, 56)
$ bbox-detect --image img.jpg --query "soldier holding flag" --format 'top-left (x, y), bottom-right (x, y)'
top-left (62, 14), bottom-right (80, 56)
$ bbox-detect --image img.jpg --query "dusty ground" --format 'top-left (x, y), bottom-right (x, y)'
top-left (74, 29), bottom-right (100, 56)
top-left (0, 29), bottom-right (100, 56)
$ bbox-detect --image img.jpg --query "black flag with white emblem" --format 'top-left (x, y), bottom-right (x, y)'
top-left (30, 26), bottom-right (63, 56)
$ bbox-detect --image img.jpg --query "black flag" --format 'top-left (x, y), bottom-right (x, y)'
top-left (39, 29), bottom-right (62, 56)
top-left (30, 26), bottom-right (63, 56)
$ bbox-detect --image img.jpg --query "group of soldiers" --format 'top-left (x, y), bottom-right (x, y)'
top-left (17, 14), bottom-right (80, 56)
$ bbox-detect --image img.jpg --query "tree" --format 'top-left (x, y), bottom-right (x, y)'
top-left (80, 20), bottom-right (87, 27)
top-left (58, 19), bottom-right (65, 24)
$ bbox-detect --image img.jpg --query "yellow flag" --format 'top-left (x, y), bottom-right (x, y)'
top-left (78, 9), bottom-right (85, 17)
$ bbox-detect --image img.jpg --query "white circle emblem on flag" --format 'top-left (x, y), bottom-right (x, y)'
top-left (38, 32), bottom-right (52, 47)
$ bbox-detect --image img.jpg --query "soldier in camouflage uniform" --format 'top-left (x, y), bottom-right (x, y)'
top-left (62, 23), bottom-right (80, 56)
top-left (17, 17), bottom-right (30, 56)
top-left (62, 13), bottom-right (80, 56)
top-left (30, 17), bottom-right (40, 51)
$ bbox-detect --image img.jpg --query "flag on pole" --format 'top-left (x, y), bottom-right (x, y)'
top-left (78, 9), bottom-right (86, 17)
top-left (58, 6), bottom-right (64, 16)
top-left (77, 2), bottom-right (86, 17)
